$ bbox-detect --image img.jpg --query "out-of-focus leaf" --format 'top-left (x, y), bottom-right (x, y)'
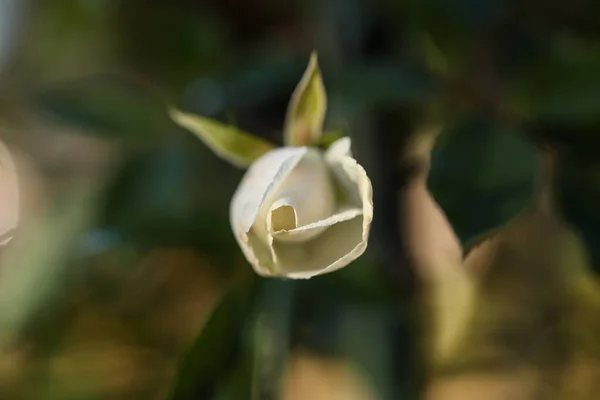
top-left (419, 31), bottom-right (449, 77)
top-left (429, 116), bottom-right (536, 244)
top-left (319, 130), bottom-right (346, 149)
top-left (222, 57), bottom-right (305, 111)
top-left (336, 64), bottom-right (438, 112)
top-left (0, 185), bottom-right (99, 344)
top-left (283, 52), bottom-right (327, 147)
top-left (338, 306), bottom-right (397, 399)
top-left (34, 74), bottom-right (170, 147)
top-left (510, 35), bottom-right (600, 127)
top-left (99, 141), bottom-right (240, 266)
top-left (117, 1), bottom-right (231, 88)
top-left (313, 254), bottom-right (390, 303)
top-left (214, 351), bottom-right (253, 400)
top-left (168, 273), bottom-right (257, 400)
top-left (408, 0), bottom-right (504, 74)
top-left (557, 154), bottom-right (600, 275)
top-left (170, 108), bottom-right (276, 168)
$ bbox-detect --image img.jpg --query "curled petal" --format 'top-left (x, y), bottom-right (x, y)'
top-left (257, 149), bottom-right (336, 244)
top-left (230, 138), bottom-right (373, 279)
top-left (230, 147), bottom-right (308, 274)
top-left (230, 147), bottom-right (337, 275)
top-left (274, 139), bottom-right (372, 279)
top-left (326, 136), bottom-right (352, 159)
top-left (231, 147), bottom-right (307, 235)
top-left (272, 207), bottom-right (362, 241)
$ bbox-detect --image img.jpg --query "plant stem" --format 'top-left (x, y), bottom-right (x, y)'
top-left (250, 279), bottom-right (296, 400)
top-left (367, 110), bottom-right (427, 399)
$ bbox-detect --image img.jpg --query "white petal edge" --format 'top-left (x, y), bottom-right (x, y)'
top-left (256, 148), bottom-right (336, 244)
top-left (229, 147), bottom-right (308, 275)
top-left (274, 152), bottom-right (373, 279)
top-left (272, 206), bottom-right (362, 240)
top-left (325, 136), bottom-right (352, 160)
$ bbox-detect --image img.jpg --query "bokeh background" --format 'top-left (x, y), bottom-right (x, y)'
top-left (1, 0), bottom-right (600, 399)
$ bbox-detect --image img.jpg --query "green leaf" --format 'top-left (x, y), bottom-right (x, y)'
top-left (168, 273), bottom-right (258, 400)
top-left (419, 31), bottom-right (449, 77)
top-left (99, 145), bottom-right (239, 263)
top-left (169, 108), bottom-right (276, 168)
top-left (0, 184), bottom-right (99, 341)
top-left (336, 64), bottom-right (438, 111)
top-left (319, 130), bottom-right (345, 149)
top-left (557, 154), bottom-right (600, 275)
top-left (283, 51), bottom-right (327, 147)
top-left (214, 352), bottom-right (253, 400)
top-left (34, 74), bottom-right (170, 148)
top-left (509, 35), bottom-right (600, 126)
top-left (429, 117), bottom-right (536, 245)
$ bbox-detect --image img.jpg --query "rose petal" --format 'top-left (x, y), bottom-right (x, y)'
top-left (231, 138), bottom-right (373, 279)
top-left (230, 147), bottom-right (307, 234)
top-left (272, 207), bottom-right (362, 241)
top-left (230, 147), bottom-right (308, 273)
top-left (325, 138), bottom-right (364, 208)
top-left (274, 215), bottom-right (364, 279)
top-left (255, 148), bottom-right (336, 244)
top-left (272, 148), bottom-right (373, 279)
top-left (326, 136), bottom-right (352, 159)
top-left (268, 198), bottom-right (298, 233)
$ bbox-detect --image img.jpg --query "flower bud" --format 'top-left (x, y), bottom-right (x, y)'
top-left (230, 138), bottom-right (373, 279)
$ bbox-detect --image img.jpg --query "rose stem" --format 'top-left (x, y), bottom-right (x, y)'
top-left (367, 110), bottom-right (428, 398)
top-left (250, 278), bottom-right (295, 400)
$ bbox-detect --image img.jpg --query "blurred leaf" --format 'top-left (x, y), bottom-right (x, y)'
top-left (419, 31), bottom-right (449, 77)
top-left (0, 184), bottom-right (99, 343)
top-left (283, 52), bottom-right (327, 147)
top-left (510, 35), bottom-right (600, 127)
top-left (319, 130), bottom-right (346, 149)
top-left (408, 0), bottom-right (504, 74)
top-left (313, 255), bottom-right (389, 303)
top-left (214, 350), bottom-right (253, 400)
top-left (338, 306), bottom-right (397, 399)
top-left (99, 141), bottom-right (241, 266)
top-left (336, 64), bottom-right (438, 111)
top-left (170, 108), bottom-right (276, 168)
top-left (557, 154), bottom-right (600, 275)
top-left (169, 273), bottom-right (257, 400)
top-left (429, 116), bottom-right (536, 244)
top-left (223, 57), bottom-right (305, 110)
top-left (35, 74), bottom-right (170, 147)
top-left (117, 1), bottom-right (231, 87)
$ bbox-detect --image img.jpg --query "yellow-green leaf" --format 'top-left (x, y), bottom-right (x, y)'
top-left (283, 52), bottom-right (327, 147)
top-left (170, 108), bottom-right (276, 168)
top-left (319, 129), bottom-right (345, 148)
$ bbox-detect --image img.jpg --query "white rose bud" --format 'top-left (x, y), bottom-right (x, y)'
top-left (170, 52), bottom-right (373, 279)
top-left (231, 137), bottom-right (372, 278)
